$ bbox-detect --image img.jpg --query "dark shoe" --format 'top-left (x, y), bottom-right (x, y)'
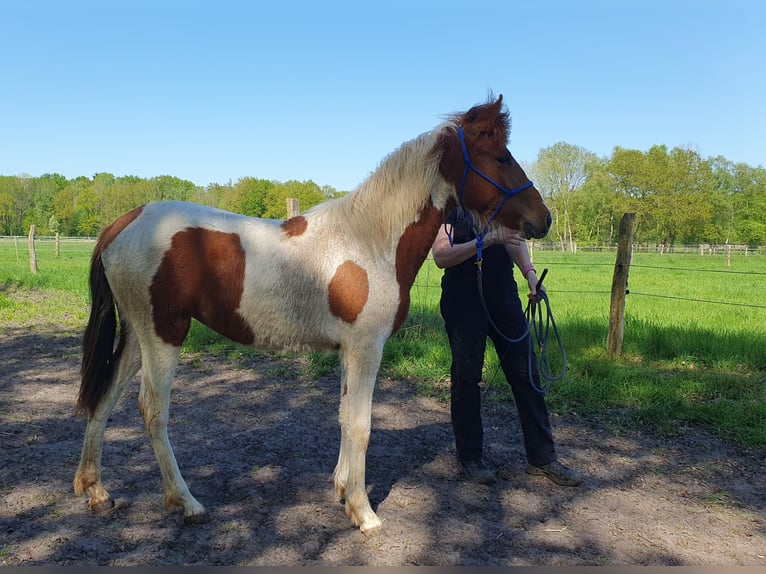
top-left (459, 459), bottom-right (497, 484)
top-left (526, 460), bottom-right (583, 486)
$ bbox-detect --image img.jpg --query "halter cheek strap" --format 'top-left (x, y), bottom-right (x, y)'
top-left (456, 126), bottom-right (534, 265)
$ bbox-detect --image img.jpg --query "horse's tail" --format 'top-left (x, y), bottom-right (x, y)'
top-left (76, 245), bottom-right (122, 417)
top-left (76, 205), bottom-right (145, 416)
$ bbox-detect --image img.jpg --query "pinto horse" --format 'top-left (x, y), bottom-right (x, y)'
top-left (73, 95), bottom-right (551, 534)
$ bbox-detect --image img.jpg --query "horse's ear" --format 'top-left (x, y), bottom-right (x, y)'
top-left (489, 94), bottom-right (507, 128)
top-left (461, 94), bottom-right (509, 142)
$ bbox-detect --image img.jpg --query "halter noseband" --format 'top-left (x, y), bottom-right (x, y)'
top-left (455, 126), bottom-right (534, 264)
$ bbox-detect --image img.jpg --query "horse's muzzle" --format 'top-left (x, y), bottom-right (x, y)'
top-left (524, 211), bottom-right (552, 239)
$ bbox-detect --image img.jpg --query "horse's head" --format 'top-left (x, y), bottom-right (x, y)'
top-left (437, 95), bottom-right (551, 239)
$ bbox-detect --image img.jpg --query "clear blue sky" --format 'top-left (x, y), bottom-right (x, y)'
top-left (2, 0), bottom-right (764, 192)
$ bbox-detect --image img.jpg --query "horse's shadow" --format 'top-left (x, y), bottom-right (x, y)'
top-left (165, 355), bottom-right (457, 516)
top-left (6, 329), bottom-right (760, 566)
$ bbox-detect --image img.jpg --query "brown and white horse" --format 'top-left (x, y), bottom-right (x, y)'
top-left (73, 95), bottom-right (551, 534)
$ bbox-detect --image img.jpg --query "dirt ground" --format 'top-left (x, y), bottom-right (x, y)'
top-left (1, 290), bottom-right (764, 566)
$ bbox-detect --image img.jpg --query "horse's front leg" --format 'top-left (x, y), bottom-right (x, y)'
top-left (333, 343), bottom-right (383, 534)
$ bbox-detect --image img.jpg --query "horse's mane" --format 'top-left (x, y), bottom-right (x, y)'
top-left (306, 123), bottom-right (456, 253)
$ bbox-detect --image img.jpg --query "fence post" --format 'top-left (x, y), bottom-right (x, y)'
top-left (56, 232), bottom-right (61, 257)
top-left (286, 198), bottom-right (300, 218)
top-left (28, 225), bottom-right (38, 274)
top-left (606, 213), bottom-right (637, 357)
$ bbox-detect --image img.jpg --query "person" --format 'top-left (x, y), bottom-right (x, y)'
top-left (431, 209), bottom-right (582, 486)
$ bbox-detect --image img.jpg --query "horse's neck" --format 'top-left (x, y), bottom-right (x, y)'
top-left (319, 130), bottom-right (453, 256)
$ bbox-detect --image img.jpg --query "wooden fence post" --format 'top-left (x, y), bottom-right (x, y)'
top-left (286, 198), bottom-right (300, 218)
top-left (56, 232), bottom-right (61, 257)
top-left (28, 225), bottom-right (38, 274)
top-left (606, 213), bottom-right (637, 357)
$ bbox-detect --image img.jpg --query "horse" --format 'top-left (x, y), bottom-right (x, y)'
top-left (73, 95), bottom-right (552, 534)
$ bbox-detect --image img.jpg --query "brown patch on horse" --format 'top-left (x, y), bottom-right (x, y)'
top-left (328, 260), bottom-right (369, 324)
top-left (391, 201), bottom-right (444, 334)
top-left (150, 228), bottom-right (255, 346)
top-left (281, 216), bottom-right (308, 237)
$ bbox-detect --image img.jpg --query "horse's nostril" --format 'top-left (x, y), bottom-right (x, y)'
top-left (546, 212), bottom-right (552, 229)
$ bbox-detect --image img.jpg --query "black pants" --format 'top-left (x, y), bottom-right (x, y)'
top-left (440, 274), bottom-right (556, 467)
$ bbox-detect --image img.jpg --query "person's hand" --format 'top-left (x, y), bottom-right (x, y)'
top-left (526, 271), bottom-right (546, 304)
top-left (483, 226), bottom-right (524, 247)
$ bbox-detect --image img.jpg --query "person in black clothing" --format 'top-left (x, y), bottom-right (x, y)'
top-left (431, 209), bottom-right (582, 486)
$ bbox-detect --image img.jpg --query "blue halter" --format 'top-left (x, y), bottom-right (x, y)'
top-left (455, 126), bottom-right (534, 264)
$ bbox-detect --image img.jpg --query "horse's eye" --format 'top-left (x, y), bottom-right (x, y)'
top-left (496, 155), bottom-right (511, 165)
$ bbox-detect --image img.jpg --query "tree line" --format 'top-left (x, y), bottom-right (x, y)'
top-left (1, 142), bottom-right (764, 248)
top-left (0, 174), bottom-right (342, 238)
top-left (529, 143), bottom-right (765, 250)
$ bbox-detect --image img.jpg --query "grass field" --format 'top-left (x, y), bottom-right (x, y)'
top-left (2, 236), bottom-right (765, 448)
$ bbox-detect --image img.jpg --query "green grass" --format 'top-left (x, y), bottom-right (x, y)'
top-left (2, 238), bottom-right (765, 448)
top-left (393, 250), bottom-right (766, 447)
top-left (0, 237), bottom-right (94, 294)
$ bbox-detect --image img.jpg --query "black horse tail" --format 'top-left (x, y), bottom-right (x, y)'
top-left (76, 245), bottom-right (123, 417)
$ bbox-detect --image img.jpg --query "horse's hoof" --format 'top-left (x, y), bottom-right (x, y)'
top-left (183, 512), bottom-right (208, 525)
top-left (88, 497), bottom-right (115, 513)
top-left (360, 520), bottom-right (384, 538)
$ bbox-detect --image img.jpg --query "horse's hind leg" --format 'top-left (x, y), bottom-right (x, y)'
top-left (138, 338), bottom-right (206, 523)
top-left (74, 326), bottom-right (141, 512)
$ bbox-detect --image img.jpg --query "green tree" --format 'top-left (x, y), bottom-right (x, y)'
top-left (571, 165), bottom-right (624, 246)
top-left (74, 185), bottom-right (102, 236)
top-left (529, 142), bottom-right (598, 251)
top-left (231, 177), bottom-right (275, 217)
top-left (52, 177), bottom-right (89, 236)
top-left (731, 164), bottom-right (766, 245)
top-left (0, 176), bottom-right (27, 235)
top-left (27, 173), bottom-right (68, 234)
top-left (609, 146), bottom-right (714, 249)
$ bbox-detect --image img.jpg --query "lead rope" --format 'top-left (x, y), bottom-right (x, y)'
top-left (478, 266), bottom-right (567, 396)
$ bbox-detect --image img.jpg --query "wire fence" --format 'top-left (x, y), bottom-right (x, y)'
top-left (0, 235), bottom-right (96, 254)
top-left (528, 241), bottom-right (766, 256)
top-left (2, 235), bottom-right (765, 313)
top-left (408, 251), bottom-right (766, 323)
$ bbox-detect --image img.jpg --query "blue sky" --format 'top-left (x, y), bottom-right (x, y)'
top-left (2, 0), bottom-right (764, 191)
